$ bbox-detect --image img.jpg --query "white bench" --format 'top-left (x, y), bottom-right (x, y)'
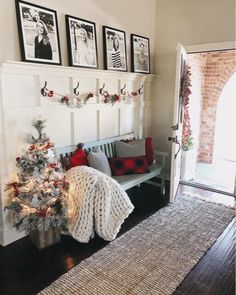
top-left (56, 133), bottom-right (167, 195)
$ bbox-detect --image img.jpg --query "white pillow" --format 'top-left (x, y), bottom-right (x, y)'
top-left (115, 139), bottom-right (145, 157)
top-left (87, 151), bottom-right (112, 176)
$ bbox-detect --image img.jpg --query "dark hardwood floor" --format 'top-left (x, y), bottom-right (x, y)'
top-left (0, 183), bottom-right (235, 295)
top-left (174, 185), bottom-right (235, 295)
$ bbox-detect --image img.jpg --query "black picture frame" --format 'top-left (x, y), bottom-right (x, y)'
top-left (15, 0), bottom-right (61, 65)
top-left (103, 26), bottom-right (127, 72)
top-left (131, 34), bottom-right (150, 74)
top-left (66, 15), bottom-right (98, 69)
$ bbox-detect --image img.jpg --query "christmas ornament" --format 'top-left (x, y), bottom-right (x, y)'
top-left (5, 119), bottom-right (69, 232)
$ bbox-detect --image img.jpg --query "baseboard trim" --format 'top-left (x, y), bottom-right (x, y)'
top-left (0, 227), bottom-right (26, 246)
top-left (0, 227), bottom-right (3, 246)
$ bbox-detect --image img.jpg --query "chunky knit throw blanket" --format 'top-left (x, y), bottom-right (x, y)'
top-left (65, 166), bottom-right (134, 242)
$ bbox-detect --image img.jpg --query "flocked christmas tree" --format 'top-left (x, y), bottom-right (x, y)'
top-left (5, 120), bottom-right (69, 232)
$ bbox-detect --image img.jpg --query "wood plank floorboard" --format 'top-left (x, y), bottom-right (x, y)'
top-left (173, 185), bottom-right (235, 295)
top-left (0, 183), bottom-right (235, 295)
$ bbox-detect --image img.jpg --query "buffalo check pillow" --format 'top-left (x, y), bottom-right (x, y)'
top-left (109, 156), bottom-right (149, 176)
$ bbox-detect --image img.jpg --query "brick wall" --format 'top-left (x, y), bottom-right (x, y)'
top-left (188, 50), bottom-right (236, 163)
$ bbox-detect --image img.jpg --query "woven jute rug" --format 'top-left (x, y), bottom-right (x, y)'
top-left (38, 195), bottom-right (235, 295)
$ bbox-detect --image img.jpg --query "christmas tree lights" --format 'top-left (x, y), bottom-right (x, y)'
top-left (5, 120), bottom-right (69, 232)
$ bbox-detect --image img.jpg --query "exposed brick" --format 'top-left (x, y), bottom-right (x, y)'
top-left (188, 50), bottom-right (235, 163)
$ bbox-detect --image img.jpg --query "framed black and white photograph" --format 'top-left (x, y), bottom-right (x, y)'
top-left (131, 34), bottom-right (150, 74)
top-left (15, 0), bottom-right (61, 65)
top-left (103, 26), bottom-right (127, 71)
top-left (66, 15), bottom-right (98, 68)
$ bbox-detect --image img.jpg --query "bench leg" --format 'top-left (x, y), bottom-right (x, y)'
top-left (145, 177), bottom-right (165, 195)
top-left (161, 173), bottom-right (166, 195)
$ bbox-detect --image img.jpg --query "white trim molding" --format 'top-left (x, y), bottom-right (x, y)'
top-left (185, 41), bottom-right (236, 53)
top-left (0, 61), bottom-right (157, 246)
top-left (1, 228), bottom-right (26, 246)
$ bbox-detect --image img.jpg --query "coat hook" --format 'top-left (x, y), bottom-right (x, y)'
top-left (74, 82), bottom-right (80, 96)
top-left (41, 81), bottom-right (48, 97)
top-left (99, 83), bottom-right (105, 95)
top-left (138, 84), bottom-right (144, 95)
top-left (121, 83), bottom-right (126, 95)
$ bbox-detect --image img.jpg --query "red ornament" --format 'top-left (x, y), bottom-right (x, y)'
top-left (48, 90), bottom-right (54, 97)
top-left (62, 180), bottom-right (69, 190)
top-left (61, 96), bottom-right (70, 106)
top-left (130, 91), bottom-right (138, 97)
top-left (44, 143), bottom-right (52, 149)
top-left (115, 94), bottom-right (120, 101)
top-left (38, 208), bottom-right (47, 218)
top-left (29, 145), bottom-right (36, 151)
top-left (12, 182), bottom-right (19, 196)
top-left (49, 162), bottom-right (57, 169)
top-left (62, 96), bottom-right (69, 102)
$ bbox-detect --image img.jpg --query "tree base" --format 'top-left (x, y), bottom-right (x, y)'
top-left (29, 227), bottom-right (61, 249)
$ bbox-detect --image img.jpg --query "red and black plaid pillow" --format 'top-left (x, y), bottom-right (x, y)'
top-left (109, 156), bottom-right (149, 176)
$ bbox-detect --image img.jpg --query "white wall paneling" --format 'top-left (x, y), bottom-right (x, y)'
top-left (120, 105), bottom-right (137, 136)
top-left (74, 107), bottom-right (99, 144)
top-left (43, 108), bottom-right (73, 147)
top-left (0, 61), bottom-right (156, 246)
top-left (2, 74), bottom-right (38, 108)
top-left (143, 104), bottom-right (153, 137)
top-left (99, 106), bottom-right (120, 139)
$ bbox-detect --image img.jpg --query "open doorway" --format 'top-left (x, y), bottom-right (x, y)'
top-left (180, 49), bottom-right (236, 196)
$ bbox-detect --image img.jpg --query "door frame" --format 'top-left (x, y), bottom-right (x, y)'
top-left (185, 41), bottom-right (235, 53)
top-left (182, 40), bottom-right (236, 198)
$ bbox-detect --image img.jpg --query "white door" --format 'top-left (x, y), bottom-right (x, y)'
top-left (169, 43), bottom-right (187, 202)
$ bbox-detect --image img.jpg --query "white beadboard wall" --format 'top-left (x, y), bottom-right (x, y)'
top-left (0, 61), bottom-right (156, 246)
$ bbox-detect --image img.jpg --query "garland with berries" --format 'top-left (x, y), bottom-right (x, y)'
top-left (181, 63), bottom-right (194, 151)
top-left (42, 85), bottom-right (94, 108)
top-left (41, 83), bottom-right (143, 107)
top-left (100, 84), bottom-right (143, 105)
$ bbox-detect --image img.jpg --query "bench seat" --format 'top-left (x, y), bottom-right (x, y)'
top-left (113, 163), bottom-right (162, 190)
top-left (56, 133), bottom-right (167, 195)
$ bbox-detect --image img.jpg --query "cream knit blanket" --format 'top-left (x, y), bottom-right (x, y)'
top-left (65, 166), bottom-right (134, 242)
